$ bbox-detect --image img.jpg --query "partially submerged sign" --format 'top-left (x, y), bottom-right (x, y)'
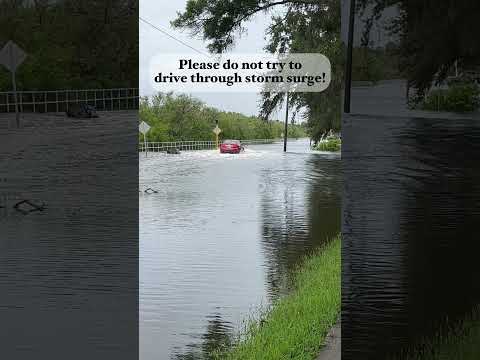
top-left (0, 41), bottom-right (27, 127)
top-left (139, 121), bottom-right (151, 156)
top-left (213, 125), bottom-right (221, 135)
top-left (139, 121), bottom-right (151, 134)
top-left (213, 125), bottom-right (222, 149)
top-left (0, 41), bottom-right (27, 73)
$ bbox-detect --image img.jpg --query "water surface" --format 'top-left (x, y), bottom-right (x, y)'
top-left (0, 112), bottom-right (138, 359)
top-left (342, 114), bottom-right (480, 359)
top-left (140, 139), bottom-right (341, 359)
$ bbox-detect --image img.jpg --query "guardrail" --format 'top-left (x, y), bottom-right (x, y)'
top-left (241, 139), bottom-right (279, 145)
top-left (139, 139), bottom-right (280, 152)
top-left (0, 88), bottom-right (139, 113)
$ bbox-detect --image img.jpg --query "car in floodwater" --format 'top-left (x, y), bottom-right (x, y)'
top-left (220, 140), bottom-right (244, 154)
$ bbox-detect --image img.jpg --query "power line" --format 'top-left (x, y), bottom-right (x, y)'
top-left (139, 16), bottom-right (209, 57)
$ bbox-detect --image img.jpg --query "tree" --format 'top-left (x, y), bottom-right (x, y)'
top-left (139, 92), bottom-right (306, 142)
top-left (0, 0), bottom-right (138, 90)
top-left (357, 0), bottom-right (480, 97)
top-left (173, 0), bottom-right (342, 141)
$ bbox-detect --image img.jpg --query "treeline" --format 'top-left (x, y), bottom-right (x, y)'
top-left (0, 0), bottom-right (138, 91)
top-left (140, 93), bottom-right (307, 142)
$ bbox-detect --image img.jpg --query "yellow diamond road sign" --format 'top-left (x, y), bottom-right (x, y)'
top-left (0, 41), bottom-right (27, 73)
top-left (213, 126), bottom-right (221, 135)
top-left (139, 121), bottom-right (151, 135)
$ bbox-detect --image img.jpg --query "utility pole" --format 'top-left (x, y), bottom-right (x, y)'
top-left (344, 0), bottom-right (356, 113)
top-left (143, 132), bottom-right (148, 157)
top-left (283, 92), bottom-right (289, 152)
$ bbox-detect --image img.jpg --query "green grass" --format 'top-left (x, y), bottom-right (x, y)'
top-left (393, 306), bottom-right (480, 360)
top-left (420, 83), bottom-right (480, 113)
top-left (218, 235), bottom-right (341, 360)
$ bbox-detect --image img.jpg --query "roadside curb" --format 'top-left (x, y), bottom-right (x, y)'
top-left (316, 321), bottom-right (341, 360)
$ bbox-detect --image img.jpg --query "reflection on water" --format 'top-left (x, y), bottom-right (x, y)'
top-left (171, 313), bottom-right (233, 360)
top-left (259, 157), bottom-right (341, 299)
top-left (343, 115), bottom-right (480, 359)
top-left (140, 139), bottom-right (341, 359)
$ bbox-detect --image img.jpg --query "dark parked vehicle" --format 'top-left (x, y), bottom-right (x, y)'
top-left (66, 103), bottom-right (99, 118)
top-left (166, 148), bottom-right (181, 154)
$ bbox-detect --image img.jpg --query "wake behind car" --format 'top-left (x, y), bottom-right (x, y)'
top-left (220, 140), bottom-right (244, 154)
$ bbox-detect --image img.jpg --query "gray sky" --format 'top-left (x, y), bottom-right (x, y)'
top-left (139, 0), bottom-right (287, 119)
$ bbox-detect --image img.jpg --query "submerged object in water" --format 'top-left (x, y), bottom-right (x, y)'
top-left (166, 148), bottom-right (181, 154)
top-left (144, 188), bottom-right (158, 194)
top-left (66, 103), bottom-right (99, 118)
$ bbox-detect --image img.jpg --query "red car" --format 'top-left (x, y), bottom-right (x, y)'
top-left (220, 140), bottom-right (244, 154)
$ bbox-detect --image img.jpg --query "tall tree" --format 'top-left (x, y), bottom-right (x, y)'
top-left (0, 0), bottom-right (138, 90)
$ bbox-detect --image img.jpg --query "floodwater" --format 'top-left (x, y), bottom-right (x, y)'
top-left (0, 112), bottom-right (138, 359)
top-left (342, 114), bottom-right (480, 359)
top-left (139, 139), bottom-right (341, 360)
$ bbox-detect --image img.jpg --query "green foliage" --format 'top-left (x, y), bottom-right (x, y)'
top-left (173, 0), bottom-right (336, 54)
top-left (0, 1), bottom-right (138, 91)
top-left (313, 138), bottom-right (341, 152)
top-left (140, 93), bottom-right (306, 142)
top-left (352, 46), bottom-right (402, 83)
top-left (218, 235), bottom-right (341, 360)
top-left (421, 83), bottom-right (480, 113)
top-left (357, 0), bottom-right (480, 96)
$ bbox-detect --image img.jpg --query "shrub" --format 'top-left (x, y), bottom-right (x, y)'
top-left (421, 83), bottom-right (480, 112)
top-left (314, 138), bottom-right (341, 152)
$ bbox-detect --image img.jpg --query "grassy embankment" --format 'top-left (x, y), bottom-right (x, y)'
top-left (393, 306), bottom-right (480, 360)
top-left (218, 235), bottom-right (341, 360)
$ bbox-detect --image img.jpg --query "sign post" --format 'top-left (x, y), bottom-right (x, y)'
top-left (283, 92), bottom-right (289, 152)
top-left (213, 125), bottom-right (222, 149)
top-left (12, 70), bottom-right (18, 126)
top-left (139, 121), bottom-right (151, 157)
top-left (0, 41), bottom-right (27, 128)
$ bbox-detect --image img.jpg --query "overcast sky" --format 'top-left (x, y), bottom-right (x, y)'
top-left (139, 0), bottom-right (288, 119)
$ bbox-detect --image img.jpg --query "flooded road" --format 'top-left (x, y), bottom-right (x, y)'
top-left (0, 112), bottom-right (138, 359)
top-left (139, 139), bottom-right (341, 360)
top-left (342, 115), bottom-right (480, 359)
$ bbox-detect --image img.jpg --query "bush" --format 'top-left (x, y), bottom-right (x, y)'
top-left (313, 138), bottom-right (341, 152)
top-left (422, 83), bottom-right (480, 112)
